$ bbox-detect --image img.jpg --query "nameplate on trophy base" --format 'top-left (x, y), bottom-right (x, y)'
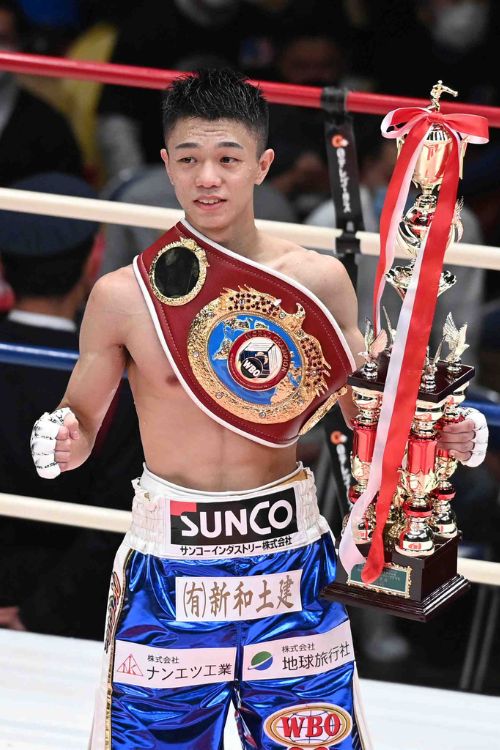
top-left (347, 562), bottom-right (411, 598)
top-left (322, 536), bottom-right (470, 622)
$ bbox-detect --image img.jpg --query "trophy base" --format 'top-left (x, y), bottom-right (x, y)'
top-left (322, 536), bottom-right (470, 622)
top-left (323, 575), bottom-right (469, 622)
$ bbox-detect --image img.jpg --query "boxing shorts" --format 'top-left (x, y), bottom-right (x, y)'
top-left (89, 464), bottom-right (371, 750)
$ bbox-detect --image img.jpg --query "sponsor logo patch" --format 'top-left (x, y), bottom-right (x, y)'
top-left (175, 570), bottom-right (302, 621)
top-left (169, 487), bottom-right (298, 545)
top-left (264, 702), bottom-right (352, 748)
top-left (249, 651), bottom-right (273, 671)
top-left (113, 640), bottom-right (236, 690)
top-left (242, 620), bottom-right (353, 681)
top-left (116, 654), bottom-right (143, 677)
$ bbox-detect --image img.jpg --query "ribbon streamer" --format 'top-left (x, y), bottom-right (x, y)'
top-left (339, 107), bottom-right (488, 583)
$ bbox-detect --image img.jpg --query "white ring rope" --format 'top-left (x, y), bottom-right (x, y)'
top-left (0, 187), bottom-right (499, 270)
top-left (0, 186), bottom-right (498, 588)
top-left (0, 491), bottom-right (499, 587)
top-left (0, 491), bottom-right (130, 532)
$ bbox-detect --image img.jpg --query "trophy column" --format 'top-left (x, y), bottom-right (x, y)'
top-left (323, 81), bottom-right (485, 621)
top-left (397, 404), bottom-right (442, 557)
top-left (349, 387), bottom-right (383, 543)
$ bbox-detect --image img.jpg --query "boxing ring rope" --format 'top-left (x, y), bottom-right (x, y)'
top-left (0, 492), bottom-right (130, 533)
top-left (1, 48), bottom-right (500, 272)
top-left (0, 53), bottom-right (498, 599)
top-left (2, 51), bottom-right (500, 125)
top-left (0, 490), bottom-right (499, 587)
top-left (0, 341), bottom-right (78, 370)
top-left (0, 337), bottom-right (497, 425)
top-left (0, 187), bottom-right (500, 270)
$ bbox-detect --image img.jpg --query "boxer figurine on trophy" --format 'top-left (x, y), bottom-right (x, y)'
top-left (325, 82), bottom-right (490, 620)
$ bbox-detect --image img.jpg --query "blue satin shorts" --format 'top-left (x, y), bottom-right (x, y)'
top-left (90, 467), bottom-right (369, 750)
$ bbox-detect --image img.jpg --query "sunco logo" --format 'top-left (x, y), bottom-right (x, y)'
top-left (170, 487), bottom-right (298, 545)
top-left (264, 702), bottom-right (352, 749)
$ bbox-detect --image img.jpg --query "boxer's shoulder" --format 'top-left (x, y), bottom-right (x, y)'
top-left (259, 233), bottom-right (353, 313)
top-left (89, 265), bottom-right (142, 315)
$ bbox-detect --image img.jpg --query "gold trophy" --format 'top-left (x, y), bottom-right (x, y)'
top-left (324, 82), bottom-right (476, 620)
top-left (387, 82), bottom-right (464, 301)
top-left (397, 413), bottom-right (440, 557)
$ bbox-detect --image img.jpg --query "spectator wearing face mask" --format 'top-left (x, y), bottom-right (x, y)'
top-left (266, 30), bottom-right (349, 218)
top-left (0, 0), bottom-right (83, 186)
top-left (96, 0), bottom-right (275, 180)
top-left (417, 0), bottom-right (500, 104)
top-left (360, 0), bottom-right (499, 105)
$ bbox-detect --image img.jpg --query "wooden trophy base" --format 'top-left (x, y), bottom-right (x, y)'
top-left (322, 536), bottom-right (470, 622)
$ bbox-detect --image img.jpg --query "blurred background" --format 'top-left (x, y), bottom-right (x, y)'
top-left (0, 0), bottom-right (498, 702)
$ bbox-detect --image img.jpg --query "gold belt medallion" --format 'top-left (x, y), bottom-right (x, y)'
top-left (188, 286), bottom-right (331, 424)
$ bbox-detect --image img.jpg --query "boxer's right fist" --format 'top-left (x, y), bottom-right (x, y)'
top-left (30, 407), bottom-right (79, 478)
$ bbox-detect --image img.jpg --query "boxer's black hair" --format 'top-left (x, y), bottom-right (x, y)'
top-left (162, 68), bottom-right (269, 154)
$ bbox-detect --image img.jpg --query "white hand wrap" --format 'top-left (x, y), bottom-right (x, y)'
top-left (30, 407), bottom-right (74, 479)
top-left (461, 407), bottom-right (489, 468)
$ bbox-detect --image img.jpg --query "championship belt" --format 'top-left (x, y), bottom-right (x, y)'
top-left (133, 220), bottom-right (355, 447)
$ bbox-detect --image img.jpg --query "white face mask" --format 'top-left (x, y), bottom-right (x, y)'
top-left (432, 1), bottom-right (489, 52)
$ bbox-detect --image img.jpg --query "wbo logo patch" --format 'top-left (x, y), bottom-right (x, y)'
top-left (228, 329), bottom-right (291, 391)
top-left (264, 702), bottom-right (352, 749)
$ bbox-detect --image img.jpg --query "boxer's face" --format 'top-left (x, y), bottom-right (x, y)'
top-left (161, 117), bottom-right (274, 236)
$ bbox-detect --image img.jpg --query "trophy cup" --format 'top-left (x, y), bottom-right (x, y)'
top-left (387, 82), bottom-right (463, 301)
top-left (323, 82), bottom-right (482, 620)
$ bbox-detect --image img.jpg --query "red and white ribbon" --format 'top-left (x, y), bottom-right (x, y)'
top-left (339, 107), bottom-right (488, 584)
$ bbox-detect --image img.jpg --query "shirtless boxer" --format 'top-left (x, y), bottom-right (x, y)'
top-left (30, 70), bottom-right (485, 750)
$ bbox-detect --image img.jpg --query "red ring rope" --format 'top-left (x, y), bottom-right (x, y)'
top-left (1, 51), bottom-right (500, 126)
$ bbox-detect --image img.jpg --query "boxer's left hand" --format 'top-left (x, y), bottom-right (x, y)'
top-left (437, 408), bottom-right (488, 466)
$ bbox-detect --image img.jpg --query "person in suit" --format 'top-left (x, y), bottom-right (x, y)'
top-left (0, 172), bottom-right (143, 639)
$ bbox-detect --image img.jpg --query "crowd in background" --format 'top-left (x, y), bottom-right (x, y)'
top-left (0, 0), bottom-right (499, 695)
top-left (1, 1), bottom-right (499, 235)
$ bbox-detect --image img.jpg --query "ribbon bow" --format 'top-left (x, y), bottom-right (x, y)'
top-left (382, 107), bottom-right (488, 144)
top-left (339, 106), bottom-right (488, 584)
top-left (374, 107), bottom-right (489, 334)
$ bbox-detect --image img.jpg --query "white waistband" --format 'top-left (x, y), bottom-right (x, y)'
top-left (126, 464), bottom-right (329, 559)
top-left (139, 462), bottom-right (308, 499)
